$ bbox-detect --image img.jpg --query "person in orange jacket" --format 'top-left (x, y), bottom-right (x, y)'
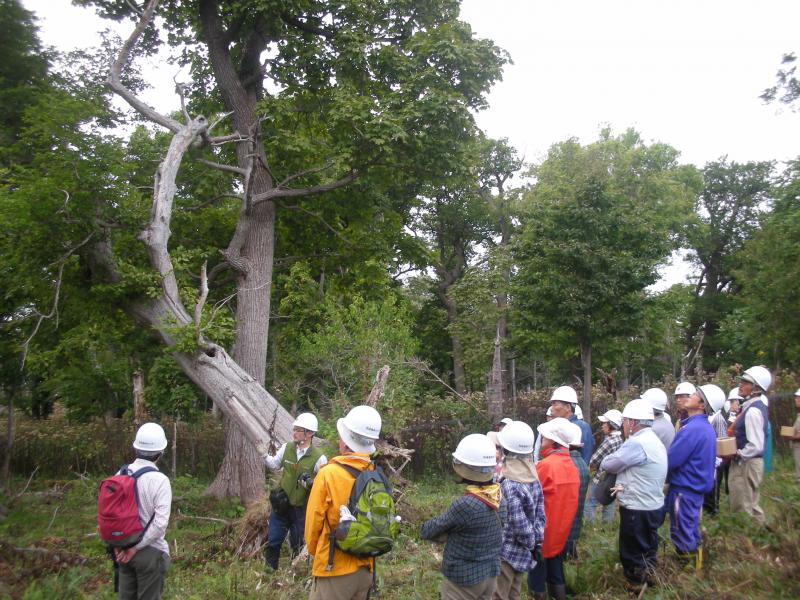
top-left (527, 417), bottom-right (580, 600)
top-left (304, 405), bottom-right (382, 600)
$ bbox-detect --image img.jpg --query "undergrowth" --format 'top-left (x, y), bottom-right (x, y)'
top-left (1, 460), bottom-right (799, 599)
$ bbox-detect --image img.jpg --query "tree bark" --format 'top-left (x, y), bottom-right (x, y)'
top-left (132, 369), bottom-right (146, 428)
top-left (486, 330), bottom-right (504, 422)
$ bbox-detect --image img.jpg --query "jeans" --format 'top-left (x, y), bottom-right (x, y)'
top-left (526, 555), bottom-right (564, 594)
top-left (266, 505), bottom-right (306, 553)
top-left (584, 481), bottom-right (615, 523)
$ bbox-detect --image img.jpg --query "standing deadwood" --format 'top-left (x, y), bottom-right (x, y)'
top-left (364, 366), bottom-right (390, 407)
top-left (485, 328), bottom-right (504, 422)
top-left (596, 367), bottom-right (618, 404)
top-left (132, 369), bottom-right (146, 428)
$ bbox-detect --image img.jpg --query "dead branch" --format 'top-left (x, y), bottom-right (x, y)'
top-left (21, 232), bottom-right (95, 367)
top-left (9, 467), bottom-right (39, 506)
top-left (108, 0), bottom-right (181, 133)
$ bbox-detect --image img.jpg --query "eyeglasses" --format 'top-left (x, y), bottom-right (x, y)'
top-left (293, 427), bottom-right (309, 434)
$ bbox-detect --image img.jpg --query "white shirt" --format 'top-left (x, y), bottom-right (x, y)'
top-left (263, 443), bottom-right (328, 473)
top-left (122, 459), bottom-right (172, 556)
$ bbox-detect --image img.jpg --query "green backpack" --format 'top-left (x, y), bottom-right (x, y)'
top-left (326, 463), bottom-right (399, 570)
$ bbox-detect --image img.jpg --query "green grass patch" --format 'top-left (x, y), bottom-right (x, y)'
top-left (1, 460), bottom-right (799, 598)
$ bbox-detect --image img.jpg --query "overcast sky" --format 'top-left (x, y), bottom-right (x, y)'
top-left (22, 0), bottom-right (800, 287)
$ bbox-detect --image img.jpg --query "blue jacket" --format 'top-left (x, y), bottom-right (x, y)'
top-left (667, 414), bottom-right (716, 494)
top-left (570, 414), bottom-right (594, 464)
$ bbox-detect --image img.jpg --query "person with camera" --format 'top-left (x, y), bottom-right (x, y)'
top-left (263, 412), bottom-right (327, 571)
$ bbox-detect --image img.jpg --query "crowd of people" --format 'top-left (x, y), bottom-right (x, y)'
top-left (109, 363), bottom-right (800, 600)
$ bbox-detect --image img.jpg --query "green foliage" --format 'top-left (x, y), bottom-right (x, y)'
top-left (511, 129), bottom-right (697, 369)
top-left (721, 158), bottom-right (800, 367)
top-left (684, 158), bottom-right (775, 371)
top-left (274, 262), bottom-right (421, 430)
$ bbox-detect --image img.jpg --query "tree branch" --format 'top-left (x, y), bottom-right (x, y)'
top-left (196, 158), bottom-right (246, 176)
top-left (251, 170), bottom-right (358, 204)
top-left (108, 0), bottom-right (182, 133)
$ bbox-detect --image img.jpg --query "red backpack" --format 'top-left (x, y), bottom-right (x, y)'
top-left (97, 464), bottom-right (157, 547)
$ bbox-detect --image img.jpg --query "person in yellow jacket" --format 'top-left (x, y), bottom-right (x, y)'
top-left (305, 405), bottom-right (382, 600)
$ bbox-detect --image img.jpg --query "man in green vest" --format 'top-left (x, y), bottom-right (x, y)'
top-left (263, 412), bottom-right (327, 571)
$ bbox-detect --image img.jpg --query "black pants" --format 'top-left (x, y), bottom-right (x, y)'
top-left (703, 463), bottom-right (725, 515)
top-left (618, 506), bottom-right (662, 585)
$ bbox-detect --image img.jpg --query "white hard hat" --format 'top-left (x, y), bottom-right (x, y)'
top-left (795, 388), bottom-right (800, 397)
top-left (574, 405), bottom-right (584, 420)
top-left (293, 412), bottom-right (318, 433)
top-left (598, 409), bottom-right (623, 428)
top-left (741, 365), bottom-right (772, 392)
top-left (133, 422), bottom-right (168, 452)
top-left (336, 405), bottom-right (381, 454)
top-left (728, 388), bottom-right (743, 401)
top-left (565, 421), bottom-right (583, 447)
top-left (642, 388), bottom-right (668, 412)
top-left (499, 417), bottom-right (513, 425)
top-left (498, 421), bottom-right (535, 455)
top-left (537, 417), bottom-right (573, 448)
top-left (622, 399), bottom-right (654, 421)
top-left (697, 384), bottom-right (726, 414)
top-left (550, 385), bottom-right (578, 404)
top-left (674, 382), bottom-right (696, 396)
top-left (452, 434), bottom-right (497, 482)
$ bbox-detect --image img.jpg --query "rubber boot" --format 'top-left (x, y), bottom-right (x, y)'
top-left (264, 546), bottom-right (280, 571)
top-left (548, 583), bottom-right (567, 600)
top-left (531, 592), bottom-right (548, 600)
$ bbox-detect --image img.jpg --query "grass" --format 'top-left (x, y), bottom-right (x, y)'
top-left (1, 460), bottom-right (799, 599)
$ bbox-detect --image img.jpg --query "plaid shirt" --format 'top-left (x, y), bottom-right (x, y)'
top-left (421, 494), bottom-right (507, 586)
top-left (589, 430), bottom-right (623, 485)
top-left (499, 478), bottom-right (546, 573)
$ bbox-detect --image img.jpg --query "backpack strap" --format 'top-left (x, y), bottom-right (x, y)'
top-left (123, 464), bottom-right (160, 540)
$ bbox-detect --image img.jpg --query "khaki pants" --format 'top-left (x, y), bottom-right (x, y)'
top-left (492, 561), bottom-right (523, 600)
top-left (309, 567), bottom-right (372, 600)
top-left (118, 546), bottom-right (170, 600)
top-left (794, 442), bottom-right (800, 483)
top-left (729, 458), bottom-right (765, 524)
top-left (442, 575), bottom-right (497, 600)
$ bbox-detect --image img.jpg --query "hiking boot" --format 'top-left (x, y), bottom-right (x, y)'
top-left (548, 583), bottom-right (567, 600)
top-left (264, 546), bottom-right (280, 571)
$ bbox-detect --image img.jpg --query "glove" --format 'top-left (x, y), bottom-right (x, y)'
top-left (297, 472), bottom-right (314, 490)
top-left (532, 545), bottom-right (543, 563)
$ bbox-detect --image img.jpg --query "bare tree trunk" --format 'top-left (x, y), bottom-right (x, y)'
top-left (486, 330), bottom-right (504, 422)
top-left (171, 418), bottom-right (177, 476)
top-left (133, 369), bottom-right (146, 428)
top-left (580, 339), bottom-right (592, 422)
top-left (439, 291), bottom-right (467, 395)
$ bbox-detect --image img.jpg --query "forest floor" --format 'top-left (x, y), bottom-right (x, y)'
top-left (1, 459), bottom-right (799, 599)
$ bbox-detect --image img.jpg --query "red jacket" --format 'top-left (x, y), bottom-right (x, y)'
top-left (536, 448), bottom-right (580, 558)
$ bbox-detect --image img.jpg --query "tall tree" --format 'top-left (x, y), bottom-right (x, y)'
top-left (683, 159), bottom-right (774, 374)
top-left (512, 129), bottom-right (697, 420)
top-left (721, 158), bottom-right (800, 369)
top-left (66, 0), bottom-right (505, 500)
